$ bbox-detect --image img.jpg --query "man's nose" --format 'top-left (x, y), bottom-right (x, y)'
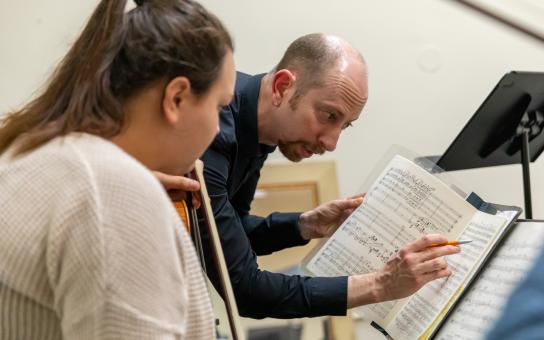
top-left (318, 126), bottom-right (342, 152)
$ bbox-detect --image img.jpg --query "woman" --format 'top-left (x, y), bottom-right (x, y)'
top-left (0, 0), bottom-right (235, 339)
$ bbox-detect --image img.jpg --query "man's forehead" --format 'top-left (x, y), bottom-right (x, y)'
top-left (313, 79), bottom-right (367, 109)
top-left (323, 68), bottom-right (366, 90)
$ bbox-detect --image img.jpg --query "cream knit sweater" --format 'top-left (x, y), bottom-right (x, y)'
top-left (0, 133), bottom-right (214, 339)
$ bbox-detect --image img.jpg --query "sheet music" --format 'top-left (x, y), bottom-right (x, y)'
top-left (434, 221), bottom-right (544, 340)
top-left (305, 155), bottom-right (476, 322)
top-left (386, 211), bottom-right (508, 339)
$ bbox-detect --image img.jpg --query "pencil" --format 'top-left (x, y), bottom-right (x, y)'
top-left (429, 240), bottom-right (472, 247)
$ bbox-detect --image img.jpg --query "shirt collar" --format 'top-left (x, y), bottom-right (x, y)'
top-left (237, 73), bottom-right (277, 157)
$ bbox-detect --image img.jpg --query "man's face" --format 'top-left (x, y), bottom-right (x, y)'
top-left (276, 70), bottom-right (368, 162)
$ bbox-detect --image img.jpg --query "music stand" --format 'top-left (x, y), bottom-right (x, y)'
top-left (433, 71), bottom-right (544, 219)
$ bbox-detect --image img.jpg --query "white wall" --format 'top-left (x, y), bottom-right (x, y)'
top-left (198, 0), bottom-right (544, 217)
top-left (2, 0), bottom-right (544, 217)
top-left (0, 0), bottom-right (98, 110)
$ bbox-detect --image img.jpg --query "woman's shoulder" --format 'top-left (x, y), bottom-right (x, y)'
top-left (61, 133), bottom-right (180, 236)
top-left (63, 133), bottom-right (168, 203)
top-left (4, 133), bottom-right (176, 229)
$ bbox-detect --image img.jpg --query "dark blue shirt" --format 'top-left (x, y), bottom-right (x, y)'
top-left (200, 72), bottom-right (348, 319)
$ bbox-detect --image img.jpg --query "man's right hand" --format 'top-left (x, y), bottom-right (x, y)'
top-left (347, 234), bottom-right (460, 308)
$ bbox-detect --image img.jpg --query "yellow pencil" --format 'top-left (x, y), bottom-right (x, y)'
top-left (429, 240), bottom-right (472, 247)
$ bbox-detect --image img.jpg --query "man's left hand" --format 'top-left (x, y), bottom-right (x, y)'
top-left (298, 194), bottom-right (364, 240)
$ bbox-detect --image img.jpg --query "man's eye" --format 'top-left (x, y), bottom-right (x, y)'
top-left (326, 112), bottom-right (336, 121)
top-left (342, 122), bottom-right (353, 130)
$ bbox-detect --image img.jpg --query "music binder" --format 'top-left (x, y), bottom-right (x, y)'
top-left (303, 152), bottom-right (521, 339)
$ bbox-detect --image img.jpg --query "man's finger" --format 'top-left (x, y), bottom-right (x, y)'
top-left (417, 245), bottom-right (460, 262)
top-left (336, 196), bottom-right (364, 210)
top-left (405, 234), bottom-right (449, 252)
top-left (413, 257), bottom-right (449, 275)
top-left (348, 193), bottom-right (366, 200)
top-left (422, 267), bottom-right (452, 283)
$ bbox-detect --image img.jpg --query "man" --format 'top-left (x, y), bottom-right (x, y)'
top-left (160, 33), bottom-right (459, 319)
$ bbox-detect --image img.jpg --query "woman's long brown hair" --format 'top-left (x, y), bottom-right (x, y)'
top-left (0, 0), bottom-right (232, 156)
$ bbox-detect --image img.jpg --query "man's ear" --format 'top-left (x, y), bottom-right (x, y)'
top-left (162, 76), bottom-right (192, 125)
top-left (272, 69), bottom-right (296, 106)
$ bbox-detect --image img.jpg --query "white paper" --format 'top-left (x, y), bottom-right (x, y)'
top-left (305, 155), bottom-right (476, 321)
top-left (434, 222), bottom-right (544, 340)
top-left (387, 211), bottom-right (508, 339)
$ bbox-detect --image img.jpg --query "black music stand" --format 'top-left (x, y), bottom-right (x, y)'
top-left (433, 71), bottom-right (544, 219)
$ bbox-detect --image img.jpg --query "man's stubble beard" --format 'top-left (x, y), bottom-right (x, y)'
top-left (278, 141), bottom-right (325, 162)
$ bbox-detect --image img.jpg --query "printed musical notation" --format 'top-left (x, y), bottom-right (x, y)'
top-left (304, 155), bottom-right (521, 339)
top-left (435, 222), bottom-right (544, 340)
top-left (305, 155), bottom-right (477, 322)
top-left (313, 239), bottom-right (375, 277)
top-left (371, 166), bottom-right (463, 235)
top-left (307, 156), bottom-right (473, 276)
top-left (388, 211), bottom-right (507, 339)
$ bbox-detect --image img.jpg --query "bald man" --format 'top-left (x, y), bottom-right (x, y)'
top-left (160, 33), bottom-right (459, 319)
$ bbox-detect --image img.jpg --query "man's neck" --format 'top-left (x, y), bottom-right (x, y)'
top-left (256, 73), bottom-right (277, 146)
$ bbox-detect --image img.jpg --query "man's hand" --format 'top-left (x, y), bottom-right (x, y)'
top-left (153, 171), bottom-right (202, 208)
top-left (347, 234), bottom-right (460, 308)
top-left (298, 194), bottom-right (364, 240)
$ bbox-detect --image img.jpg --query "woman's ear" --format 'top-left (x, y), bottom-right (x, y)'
top-left (271, 69), bottom-right (296, 106)
top-left (162, 76), bottom-right (191, 125)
